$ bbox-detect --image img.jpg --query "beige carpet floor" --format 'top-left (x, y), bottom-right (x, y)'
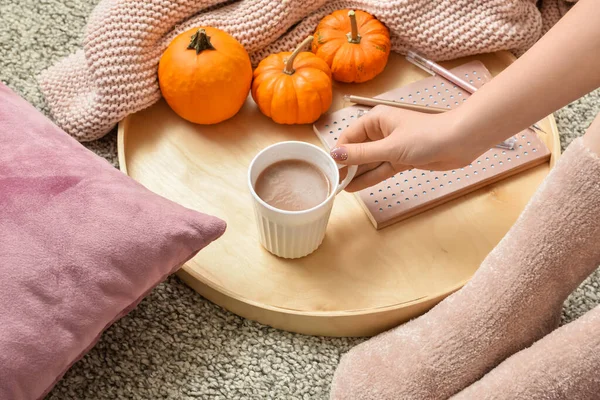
top-left (1, 1), bottom-right (599, 398)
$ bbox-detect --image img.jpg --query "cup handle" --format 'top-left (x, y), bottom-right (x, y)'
top-left (335, 164), bottom-right (358, 194)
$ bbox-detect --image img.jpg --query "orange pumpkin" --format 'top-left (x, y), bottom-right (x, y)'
top-left (251, 36), bottom-right (332, 124)
top-left (312, 10), bottom-right (391, 83)
top-left (158, 27), bottom-right (252, 124)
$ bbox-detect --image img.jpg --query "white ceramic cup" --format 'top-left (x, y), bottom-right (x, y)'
top-left (248, 141), bottom-right (358, 259)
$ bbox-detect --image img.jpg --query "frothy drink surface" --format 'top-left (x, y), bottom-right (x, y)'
top-left (255, 160), bottom-right (330, 211)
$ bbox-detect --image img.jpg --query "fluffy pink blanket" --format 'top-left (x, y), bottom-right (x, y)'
top-left (39, 0), bottom-right (573, 142)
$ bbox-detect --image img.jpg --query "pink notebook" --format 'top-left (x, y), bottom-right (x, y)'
top-left (313, 61), bottom-right (551, 229)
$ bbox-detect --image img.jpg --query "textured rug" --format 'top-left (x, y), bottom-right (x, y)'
top-left (1, 1), bottom-right (599, 399)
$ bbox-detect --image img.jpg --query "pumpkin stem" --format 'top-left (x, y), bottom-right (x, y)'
top-left (187, 28), bottom-right (216, 54)
top-left (283, 35), bottom-right (314, 75)
top-left (347, 10), bottom-right (361, 44)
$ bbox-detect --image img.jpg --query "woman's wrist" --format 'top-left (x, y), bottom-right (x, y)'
top-left (443, 106), bottom-right (498, 158)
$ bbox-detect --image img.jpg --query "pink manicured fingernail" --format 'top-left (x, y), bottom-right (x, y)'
top-left (331, 147), bottom-right (348, 161)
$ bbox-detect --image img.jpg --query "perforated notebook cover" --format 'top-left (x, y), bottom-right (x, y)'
top-left (313, 61), bottom-right (551, 229)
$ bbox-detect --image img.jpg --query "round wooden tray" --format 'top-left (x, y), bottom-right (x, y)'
top-left (118, 51), bottom-right (560, 337)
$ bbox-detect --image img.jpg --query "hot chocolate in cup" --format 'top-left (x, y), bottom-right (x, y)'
top-left (248, 141), bottom-right (357, 259)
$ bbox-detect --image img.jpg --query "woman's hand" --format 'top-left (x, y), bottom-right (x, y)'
top-left (331, 105), bottom-right (486, 192)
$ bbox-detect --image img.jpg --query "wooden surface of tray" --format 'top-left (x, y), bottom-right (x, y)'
top-left (117, 51), bottom-right (561, 337)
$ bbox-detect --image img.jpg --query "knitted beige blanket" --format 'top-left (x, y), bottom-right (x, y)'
top-left (39, 0), bottom-right (573, 142)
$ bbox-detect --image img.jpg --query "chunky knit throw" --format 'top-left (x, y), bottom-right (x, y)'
top-left (39, 0), bottom-right (574, 142)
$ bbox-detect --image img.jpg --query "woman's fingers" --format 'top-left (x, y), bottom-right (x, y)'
top-left (332, 106), bottom-right (406, 166)
top-left (345, 162), bottom-right (409, 192)
top-left (336, 105), bottom-right (390, 146)
top-left (338, 162), bottom-right (381, 183)
top-left (357, 162), bottom-right (383, 176)
top-left (331, 138), bottom-right (395, 165)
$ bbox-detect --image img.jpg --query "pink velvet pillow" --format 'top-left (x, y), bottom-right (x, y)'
top-left (0, 83), bottom-right (226, 400)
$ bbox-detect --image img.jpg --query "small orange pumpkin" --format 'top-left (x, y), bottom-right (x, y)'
top-left (312, 10), bottom-right (391, 83)
top-left (158, 27), bottom-right (252, 124)
top-left (251, 36), bottom-right (332, 124)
